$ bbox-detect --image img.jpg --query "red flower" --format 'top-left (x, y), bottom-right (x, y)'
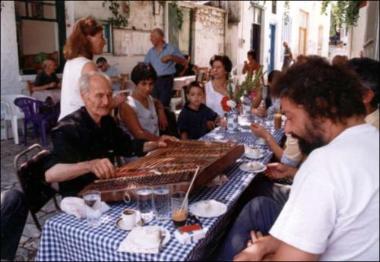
top-left (221, 96), bottom-right (231, 112)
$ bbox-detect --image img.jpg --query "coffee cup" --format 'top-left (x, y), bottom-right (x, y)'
top-left (121, 208), bottom-right (137, 230)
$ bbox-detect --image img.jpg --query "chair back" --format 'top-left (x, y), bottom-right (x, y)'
top-left (1, 94), bottom-right (29, 118)
top-left (1, 100), bottom-right (11, 120)
top-left (14, 144), bottom-right (57, 214)
top-left (14, 97), bottom-right (43, 121)
top-left (27, 80), bottom-right (35, 95)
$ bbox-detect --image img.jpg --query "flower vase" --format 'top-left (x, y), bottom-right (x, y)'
top-left (226, 108), bottom-right (239, 133)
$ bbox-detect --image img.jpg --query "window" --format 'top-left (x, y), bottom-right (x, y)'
top-left (298, 10), bottom-right (309, 55)
top-left (253, 6), bottom-right (262, 25)
top-left (272, 1), bottom-right (277, 14)
top-left (15, 0), bottom-right (66, 74)
top-left (317, 25), bottom-right (323, 55)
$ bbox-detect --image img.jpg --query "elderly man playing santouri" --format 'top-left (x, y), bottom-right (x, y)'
top-left (44, 71), bottom-right (170, 197)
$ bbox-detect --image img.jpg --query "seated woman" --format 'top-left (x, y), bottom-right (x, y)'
top-left (204, 55), bottom-right (233, 117)
top-left (119, 63), bottom-right (173, 142)
top-left (32, 59), bottom-right (61, 93)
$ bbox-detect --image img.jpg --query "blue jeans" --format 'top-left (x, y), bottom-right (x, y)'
top-left (216, 196), bottom-right (285, 261)
top-left (1, 190), bottom-right (28, 260)
top-left (153, 75), bottom-right (174, 108)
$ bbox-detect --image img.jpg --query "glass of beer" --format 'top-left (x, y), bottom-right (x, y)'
top-left (171, 192), bottom-right (188, 228)
top-left (274, 113), bottom-right (282, 130)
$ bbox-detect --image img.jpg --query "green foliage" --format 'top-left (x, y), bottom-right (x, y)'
top-left (170, 1), bottom-right (183, 30)
top-left (102, 0), bottom-right (129, 28)
top-left (321, 0), bottom-right (361, 29)
top-left (228, 66), bottom-right (263, 103)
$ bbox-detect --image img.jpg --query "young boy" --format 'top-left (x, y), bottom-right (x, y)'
top-left (177, 81), bottom-right (220, 140)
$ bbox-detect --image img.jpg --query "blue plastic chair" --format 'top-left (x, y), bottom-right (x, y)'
top-left (14, 97), bottom-right (57, 146)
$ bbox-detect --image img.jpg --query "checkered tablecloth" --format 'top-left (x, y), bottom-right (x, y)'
top-left (37, 125), bottom-right (283, 261)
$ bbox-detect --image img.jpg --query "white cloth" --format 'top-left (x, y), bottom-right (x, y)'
top-left (205, 81), bottom-right (225, 117)
top-left (59, 57), bottom-right (92, 120)
top-left (60, 197), bottom-right (110, 219)
top-left (126, 95), bottom-right (159, 137)
top-left (117, 226), bottom-right (164, 254)
top-left (270, 124), bottom-right (379, 261)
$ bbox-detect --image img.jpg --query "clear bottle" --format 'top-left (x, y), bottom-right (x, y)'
top-left (241, 91), bottom-right (252, 116)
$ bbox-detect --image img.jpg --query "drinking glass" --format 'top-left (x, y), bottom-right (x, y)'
top-left (83, 190), bottom-right (102, 228)
top-left (171, 192), bottom-right (188, 228)
top-left (136, 187), bottom-right (154, 221)
top-left (153, 185), bottom-right (171, 221)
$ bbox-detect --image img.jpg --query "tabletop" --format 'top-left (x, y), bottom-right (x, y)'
top-left (36, 121), bottom-right (283, 261)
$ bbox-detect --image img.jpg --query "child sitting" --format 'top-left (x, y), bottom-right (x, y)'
top-left (177, 81), bottom-right (220, 140)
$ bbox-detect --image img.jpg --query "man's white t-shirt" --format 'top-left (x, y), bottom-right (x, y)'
top-left (270, 124), bottom-right (379, 261)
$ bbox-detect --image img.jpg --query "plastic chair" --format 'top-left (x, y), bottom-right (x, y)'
top-left (14, 97), bottom-right (57, 146)
top-left (1, 94), bottom-right (29, 144)
top-left (14, 144), bottom-right (60, 231)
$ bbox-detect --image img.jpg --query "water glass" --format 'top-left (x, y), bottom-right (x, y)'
top-left (83, 190), bottom-right (102, 228)
top-left (136, 187), bottom-right (154, 221)
top-left (153, 186), bottom-right (171, 221)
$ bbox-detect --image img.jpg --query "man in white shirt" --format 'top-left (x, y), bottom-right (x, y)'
top-left (219, 57), bottom-right (379, 261)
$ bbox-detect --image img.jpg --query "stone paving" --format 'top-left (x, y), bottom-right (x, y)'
top-left (1, 135), bottom-right (60, 261)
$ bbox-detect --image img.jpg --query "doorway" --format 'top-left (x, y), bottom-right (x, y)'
top-left (268, 24), bottom-right (276, 73)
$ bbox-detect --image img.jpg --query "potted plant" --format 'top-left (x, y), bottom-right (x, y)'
top-left (221, 67), bottom-right (263, 132)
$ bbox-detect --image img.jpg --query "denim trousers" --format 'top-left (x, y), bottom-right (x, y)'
top-left (1, 190), bottom-right (28, 260)
top-left (216, 177), bottom-right (291, 261)
top-left (153, 75), bottom-right (174, 108)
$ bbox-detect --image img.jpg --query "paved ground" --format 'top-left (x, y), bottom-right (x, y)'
top-left (1, 134), bottom-right (60, 261)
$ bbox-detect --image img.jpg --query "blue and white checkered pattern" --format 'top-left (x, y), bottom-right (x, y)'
top-left (36, 125), bottom-right (283, 261)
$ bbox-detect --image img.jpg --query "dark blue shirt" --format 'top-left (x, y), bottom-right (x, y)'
top-left (177, 104), bottom-right (218, 140)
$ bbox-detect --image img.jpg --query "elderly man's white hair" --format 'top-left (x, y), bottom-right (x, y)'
top-left (79, 71), bottom-right (112, 93)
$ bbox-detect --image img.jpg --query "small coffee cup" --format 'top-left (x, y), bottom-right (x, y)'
top-left (121, 208), bottom-right (136, 230)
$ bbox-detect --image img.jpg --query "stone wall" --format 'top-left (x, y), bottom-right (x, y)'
top-left (192, 5), bottom-right (225, 67)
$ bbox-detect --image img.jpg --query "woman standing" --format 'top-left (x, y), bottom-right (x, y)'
top-left (242, 50), bottom-right (264, 108)
top-left (242, 50), bottom-right (260, 76)
top-left (205, 55), bottom-right (233, 117)
top-left (59, 16), bottom-right (124, 120)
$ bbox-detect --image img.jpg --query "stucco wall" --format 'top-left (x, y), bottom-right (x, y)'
top-left (349, 5), bottom-right (368, 58)
top-left (226, 1), bottom-right (330, 78)
top-left (70, 1), bottom-right (164, 74)
top-left (1, 1), bottom-right (23, 95)
top-left (192, 6), bottom-right (225, 67)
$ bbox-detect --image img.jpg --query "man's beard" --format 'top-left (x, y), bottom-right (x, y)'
top-left (297, 137), bottom-right (325, 155)
top-left (291, 120), bottom-right (326, 156)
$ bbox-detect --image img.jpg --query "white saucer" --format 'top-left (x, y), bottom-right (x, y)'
top-left (239, 161), bottom-right (267, 173)
top-left (189, 200), bottom-right (227, 218)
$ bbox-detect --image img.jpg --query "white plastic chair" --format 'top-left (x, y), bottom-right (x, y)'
top-left (1, 94), bottom-right (29, 144)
